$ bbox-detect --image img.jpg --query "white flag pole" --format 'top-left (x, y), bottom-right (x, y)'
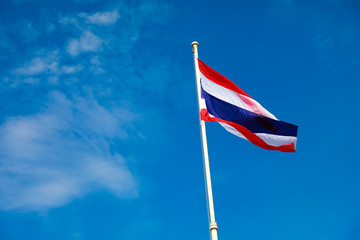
top-left (192, 41), bottom-right (219, 240)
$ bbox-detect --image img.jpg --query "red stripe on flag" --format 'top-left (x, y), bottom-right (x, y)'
top-left (200, 109), bottom-right (295, 152)
top-left (198, 59), bottom-right (252, 99)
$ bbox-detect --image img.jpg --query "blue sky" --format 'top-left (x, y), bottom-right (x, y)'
top-left (0, 0), bottom-right (359, 239)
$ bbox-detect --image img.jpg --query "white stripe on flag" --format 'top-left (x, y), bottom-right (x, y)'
top-left (255, 133), bottom-right (297, 147)
top-left (200, 98), bottom-right (207, 110)
top-left (218, 122), bottom-right (247, 140)
top-left (200, 72), bottom-right (277, 120)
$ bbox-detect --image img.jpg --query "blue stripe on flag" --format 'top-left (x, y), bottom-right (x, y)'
top-left (201, 88), bottom-right (298, 137)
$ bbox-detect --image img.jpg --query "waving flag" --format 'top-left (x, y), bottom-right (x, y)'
top-left (198, 59), bottom-right (298, 152)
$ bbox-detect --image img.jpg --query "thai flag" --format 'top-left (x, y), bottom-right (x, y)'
top-left (198, 59), bottom-right (298, 152)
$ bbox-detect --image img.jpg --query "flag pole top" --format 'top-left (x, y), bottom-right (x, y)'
top-left (191, 41), bottom-right (199, 47)
top-left (192, 41), bottom-right (199, 53)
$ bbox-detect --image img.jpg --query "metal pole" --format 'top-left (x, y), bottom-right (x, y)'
top-left (192, 41), bottom-right (219, 240)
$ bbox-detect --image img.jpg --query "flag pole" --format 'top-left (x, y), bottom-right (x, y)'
top-left (192, 41), bottom-right (219, 240)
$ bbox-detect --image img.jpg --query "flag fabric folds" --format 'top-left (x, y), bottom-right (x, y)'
top-left (197, 59), bottom-right (298, 152)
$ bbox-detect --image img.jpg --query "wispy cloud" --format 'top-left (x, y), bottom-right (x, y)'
top-left (90, 56), bottom-right (104, 73)
top-left (11, 50), bottom-right (84, 84)
top-left (67, 31), bottom-right (103, 56)
top-left (0, 0), bottom-right (175, 212)
top-left (81, 10), bottom-right (120, 25)
top-left (61, 64), bottom-right (83, 74)
top-left (0, 91), bottom-right (138, 211)
top-left (13, 51), bottom-right (59, 76)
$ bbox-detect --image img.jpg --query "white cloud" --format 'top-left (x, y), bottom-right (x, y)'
top-left (14, 51), bottom-right (59, 76)
top-left (61, 64), bottom-right (83, 74)
top-left (83, 10), bottom-right (120, 25)
top-left (6, 0), bottom-right (174, 85)
top-left (15, 57), bottom-right (48, 75)
top-left (0, 91), bottom-right (138, 211)
top-left (0, 1), bottom-right (175, 212)
top-left (23, 77), bottom-right (40, 84)
top-left (67, 40), bottom-right (81, 56)
top-left (90, 56), bottom-right (104, 73)
top-left (67, 31), bottom-right (102, 56)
